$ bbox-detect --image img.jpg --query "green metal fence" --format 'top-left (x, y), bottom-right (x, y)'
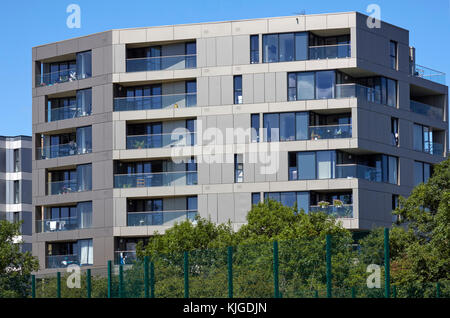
top-left (29, 230), bottom-right (449, 298)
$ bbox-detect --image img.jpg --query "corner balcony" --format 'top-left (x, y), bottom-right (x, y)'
top-left (114, 92), bottom-right (197, 112)
top-left (126, 54), bottom-right (197, 73)
top-left (335, 164), bottom-right (382, 182)
top-left (308, 43), bottom-right (351, 60)
top-left (127, 209), bottom-right (197, 227)
top-left (114, 171), bottom-right (198, 188)
top-left (309, 204), bottom-right (353, 218)
top-left (308, 124), bottom-right (352, 140)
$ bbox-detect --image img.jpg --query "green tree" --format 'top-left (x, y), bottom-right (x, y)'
top-left (0, 221), bottom-right (39, 298)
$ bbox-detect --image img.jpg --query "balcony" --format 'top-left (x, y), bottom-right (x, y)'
top-left (36, 215), bottom-right (92, 233)
top-left (114, 93), bottom-right (197, 112)
top-left (127, 210), bottom-right (197, 227)
top-left (308, 43), bottom-right (351, 60)
top-left (127, 132), bottom-right (195, 149)
top-left (36, 142), bottom-right (91, 160)
top-left (47, 105), bottom-right (91, 122)
top-left (114, 171), bottom-right (198, 188)
top-left (46, 254), bottom-right (79, 268)
top-left (410, 100), bottom-right (443, 121)
top-left (308, 124), bottom-right (352, 140)
top-left (309, 204), bottom-right (353, 218)
top-left (411, 64), bottom-right (446, 85)
top-left (126, 54), bottom-right (197, 73)
top-left (424, 141), bottom-right (444, 157)
top-left (335, 164), bottom-right (381, 182)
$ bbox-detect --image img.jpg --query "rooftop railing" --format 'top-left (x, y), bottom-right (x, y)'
top-left (411, 64), bottom-right (446, 85)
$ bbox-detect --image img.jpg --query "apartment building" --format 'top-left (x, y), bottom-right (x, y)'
top-left (0, 135), bottom-right (33, 252)
top-left (32, 12), bottom-right (448, 273)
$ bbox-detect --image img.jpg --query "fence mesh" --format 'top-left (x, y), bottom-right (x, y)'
top-left (26, 236), bottom-right (449, 298)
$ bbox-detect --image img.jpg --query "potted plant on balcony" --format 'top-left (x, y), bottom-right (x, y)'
top-left (311, 130), bottom-right (320, 140)
top-left (318, 201), bottom-right (330, 209)
top-left (333, 199), bottom-right (344, 207)
top-left (133, 140), bottom-right (145, 149)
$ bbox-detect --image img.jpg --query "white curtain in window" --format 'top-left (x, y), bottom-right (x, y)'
top-left (79, 239), bottom-right (93, 265)
top-left (78, 202), bottom-right (92, 229)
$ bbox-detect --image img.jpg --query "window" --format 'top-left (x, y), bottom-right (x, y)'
top-left (13, 149), bottom-right (20, 172)
top-left (392, 195), bottom-right (400, 223)
top-left (250, 35), bottom-right (259, 64)
top-left (263, 32), bottom-right (309, 63)
top-left (288, 71), bottom-right (335, 101)
top-left (78, 239), bottom-right (93, 266)
top-left (185, 42), bottom-right (197, 68)
top-left (77, 88), bottom-right (92, 117)
top-left (263, 113), bottom-right (280, 142)
top-left (297, 152), bottom-right (316, 180)
top-left (13, 180), bottom-right (20, 204)
top-left (390, 41), bottom-right (397, 70)
top-left (263, 191), bottom-right (310, 213)
top-left (413, 123), bottom-right (434, 153)
top-left (13, 212), bottom-right (20, 223)
top-left (391, 118), bottom-right (399, 146)
top-left (387, 78), bottom-right (397, 107)
top-left (76, 51), bottom-right (92, 79)
top-left (234, 75), bottom-right (243, 104)
top-left (234, 154), bottom-right (244, 183)
top-left (388, 156), bottom-right (398, 185)
top-left (186, 81), bottom-right (197, 107)
top-left (262, 112), bottom-right (309, 142)
top-left (76, 126), bottom-right (92, 155)
top-left (251, 193), bottom-right (261, 205)
top-left (251, 114), bottom-right (260, 142)
top-left (280, 113), bottom-right (295, 141)
top-left (290, 151), bottom-right (336, 181)
top-left (414, 161), bottom-right (432, 186)
top-left (77, 164), bottom-right (92, 192)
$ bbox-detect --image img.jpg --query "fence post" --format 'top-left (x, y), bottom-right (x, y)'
top-left (56, 272), bottom-right (61, 298)
top-left (150, 261), bottom-right (155, 298)
top-left (119, 264), bottom-right (124, 298)
top-left (107, 260), bottom-right (112, 298)
top-left (436, 282), bottom-right (440, 298)
top-left (86, 269), bottom-right (91, 298)
top-left (314, 290), bottom-right (318, 298)
top-left (31, 275), bottom-right (36, 298)
top-left (384, 228), bottom-right (390, 298)
top-left (351, 287), bottom-right (356, 298)
top-left (273, 241), bottom-right (279, 298)
top-left (144, 256), bottom-right (149, 298)
top-left (326, 234), bottom-right (332, 298)
top-left (184, 251), bottom-right (189, 298)
top-left (393, 285), bottom-right (397, 298)
top-left (227, 246), bottom-right (233, 298)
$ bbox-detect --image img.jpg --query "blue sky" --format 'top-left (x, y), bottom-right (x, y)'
top-left (0, 0), bottom-right (448, 136)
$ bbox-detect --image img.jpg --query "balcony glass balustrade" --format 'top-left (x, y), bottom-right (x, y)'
top-left (37, 142), bottom-right (92, 160)
top-left (126, 132), bottom-right (196, 149)
top-left (48, 105), bottom-right (91, 122)
top-left (114, 93), bottom-right (197, 112)
top-left (114, 171), bottom-right (198, 188)
top-left (308, 124), bottom-right (352, 140)
top-left (309, 204), bottom-right (353, 218)
top-left (126, 54), bottom-right (197, 72)
top-left (335, 164), bottom-right (382, 182)
top-left (127, 210), bottom-right (198, 227)
top-left (46, 254), bottom-right (79, 268)
top-left (308, 43), bottom-right (351, 59)
top-left (410, 100), bottom-right (443, 121)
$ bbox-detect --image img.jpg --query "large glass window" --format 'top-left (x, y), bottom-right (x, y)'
top-left (13, 180), bottom-right (20, 204)
top-left (250, 35), bottom-right (259, 64)
top-left (76, 51), bottom-right (92, 79)
top-left (263, 113), bottom-right (280, 142)
top-left (390, 41), bottom-right (397, 70)
top-left (388, 156), bottom-right (398, 185)
top-left (316, 71), bottom-right (335, 99)
top-left (297, 152), bottom-right (316, 180)
top-left (251, 114), bottom-right (260, 142)
top-left (252, 193), bottom-right (261, 205)
top-left (185, 42), bottom-right (197, 68)
top-left (297, 72), bottom-right (315, 100)
top-left (295, 112), bottom-right (309, 140)
top-left (234, 75), bottom-right (243, 104)
top-left (77, 88), bottom-right (92, 117)
top-left (387, 79), bottom-right (397, 107)
top-left (77, 164), bottom-right (92, 192)
top-left (262, 34), bottom-right (278, 63)
top-left (414, 161), bottom-right (432, 186)
top-left (317, 151), bottom-right (336, 179)
top-left (78, 239), bottom-right (93, 266)
top-left (279, 33), bottom-right (294, 62)
top-left (413, 124), bottom-right (424, 151)
top-left (280, 113), bottom-right (295, 141)
top-left (295, 32), bottom-right (308, 61)
top-left (76, 126), bottom-right (92, 155)
top-left (78, 202), bottom-right (92, 229)
top-left (14, 149), bottom-right (20, 172)
top-left (185, 80), bottom-right (197, 107)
